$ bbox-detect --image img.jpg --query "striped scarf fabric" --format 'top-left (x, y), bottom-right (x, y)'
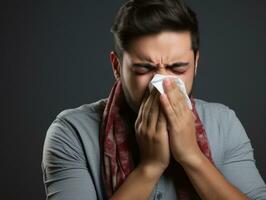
top-left (100, 80), bottom-right (213, 199)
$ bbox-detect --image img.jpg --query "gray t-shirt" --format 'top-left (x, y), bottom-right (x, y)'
top-left (42, 98), bottom-right (266, 200)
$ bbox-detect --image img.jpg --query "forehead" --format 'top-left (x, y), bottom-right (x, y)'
top-left (125, 31), bottom-right (193, 63)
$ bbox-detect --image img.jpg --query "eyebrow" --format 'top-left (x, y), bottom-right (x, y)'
top-left (132, 62), bottom-right (189, 68)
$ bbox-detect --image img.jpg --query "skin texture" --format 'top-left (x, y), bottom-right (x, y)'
top-left (109, 31), bottom-right (249, 200)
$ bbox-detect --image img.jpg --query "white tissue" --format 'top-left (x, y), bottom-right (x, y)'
top-left (149, 74), bottom-right (192, 110)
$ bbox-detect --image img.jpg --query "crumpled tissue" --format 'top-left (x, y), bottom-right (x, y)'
top-left (149, 74), bottom-right (192, 110)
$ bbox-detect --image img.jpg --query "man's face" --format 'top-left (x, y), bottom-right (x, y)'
top-left (111, 31), bottom-right (199, 113)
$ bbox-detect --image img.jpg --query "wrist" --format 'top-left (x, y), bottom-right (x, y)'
top-left (178, 150), bottom-right (207, 169)
top-left (137, 163), bottom-right (165, 181)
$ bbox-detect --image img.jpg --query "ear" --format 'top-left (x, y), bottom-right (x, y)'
top-left (109, 51), bottom-right (121, 80)
top-left (194, 51), bottom-right (200, 75)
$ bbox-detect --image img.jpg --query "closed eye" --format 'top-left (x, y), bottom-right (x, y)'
top-left (167, 62), bottom-right (189, 73)
top-left (131, 62), bottom-right (189, 74)
top-left (167, 62), bottom-right (189, 68)
top-left (132, 64), bottom-right (156, 74)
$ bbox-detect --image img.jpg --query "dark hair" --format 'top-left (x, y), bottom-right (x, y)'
top-left (110, 0), bottom-right (200, 62)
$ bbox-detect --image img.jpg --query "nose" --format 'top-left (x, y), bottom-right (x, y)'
top-left (155, 64), bottom-right (168, 76)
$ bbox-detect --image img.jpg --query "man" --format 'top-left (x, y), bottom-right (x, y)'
top-left (42, 0), bottom-right (266, 199)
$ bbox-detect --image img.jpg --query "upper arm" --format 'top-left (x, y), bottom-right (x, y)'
top-left (42, 117), bottom-right (98, 200)
top-left (221, 109), bottom-right (266, 199)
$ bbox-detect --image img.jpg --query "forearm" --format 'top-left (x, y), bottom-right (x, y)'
top-left (181, 153), bottom-right (250, 200)
top-left (110, 164), bottom-right (162, 200)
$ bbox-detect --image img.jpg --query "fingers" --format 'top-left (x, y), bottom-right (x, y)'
top-left (140, 89), bottom-right (150, 106)
top-left (141, 89), bottom-right (157, 127)
top-left (148, 92), bottom-right (160, 129)
top-left (160, 93), bottom-right (177, 128)
top-left (135, 88), bottom-right (157, 131)
top-left (156, 107), bottom-right (167, 133)
top-left (163, 78), bottom-right (187, 115)
top-left (135, 89), bottom-right (149, 129)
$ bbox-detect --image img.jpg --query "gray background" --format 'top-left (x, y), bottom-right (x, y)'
top-left (1, 0), bottom-right (265, 199)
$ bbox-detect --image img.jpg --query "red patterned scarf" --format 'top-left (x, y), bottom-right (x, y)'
top-left (100, 80), bottom-right (213, 199)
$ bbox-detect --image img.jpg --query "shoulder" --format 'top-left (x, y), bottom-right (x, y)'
top-left (194, 98), bottom-right (237, 124)
top-left (46, 98), bottom-right (108, 144)
top-left (42, 98), bottom-right (108, 167)
top-left (194, 98), bottom-right (231, 114)
top-left (42, 99), bottom-right (108, 199)
top-left (194, 98), bottom-right (250, 156)
top-left (194, 98), bottom-right (245, 137)
top-left (46, 98), bottom-right (108, 142)
top-left (56, 98), bottom-right (108, 124)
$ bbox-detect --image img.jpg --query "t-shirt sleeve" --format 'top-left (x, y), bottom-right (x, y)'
top-left (221, 108), bottom-right (266, 200)
top-left (42, 116), bottom-right (98, 200)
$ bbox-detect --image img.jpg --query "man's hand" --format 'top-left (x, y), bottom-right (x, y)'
top-left (118, 80), bottom-right (249, 200)
top-left (135, 88), bottom-right (170, 175)
top-left (159, 78), bottom-right (202, 165)
top-left (109, 89), bottom-right (171, 200)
